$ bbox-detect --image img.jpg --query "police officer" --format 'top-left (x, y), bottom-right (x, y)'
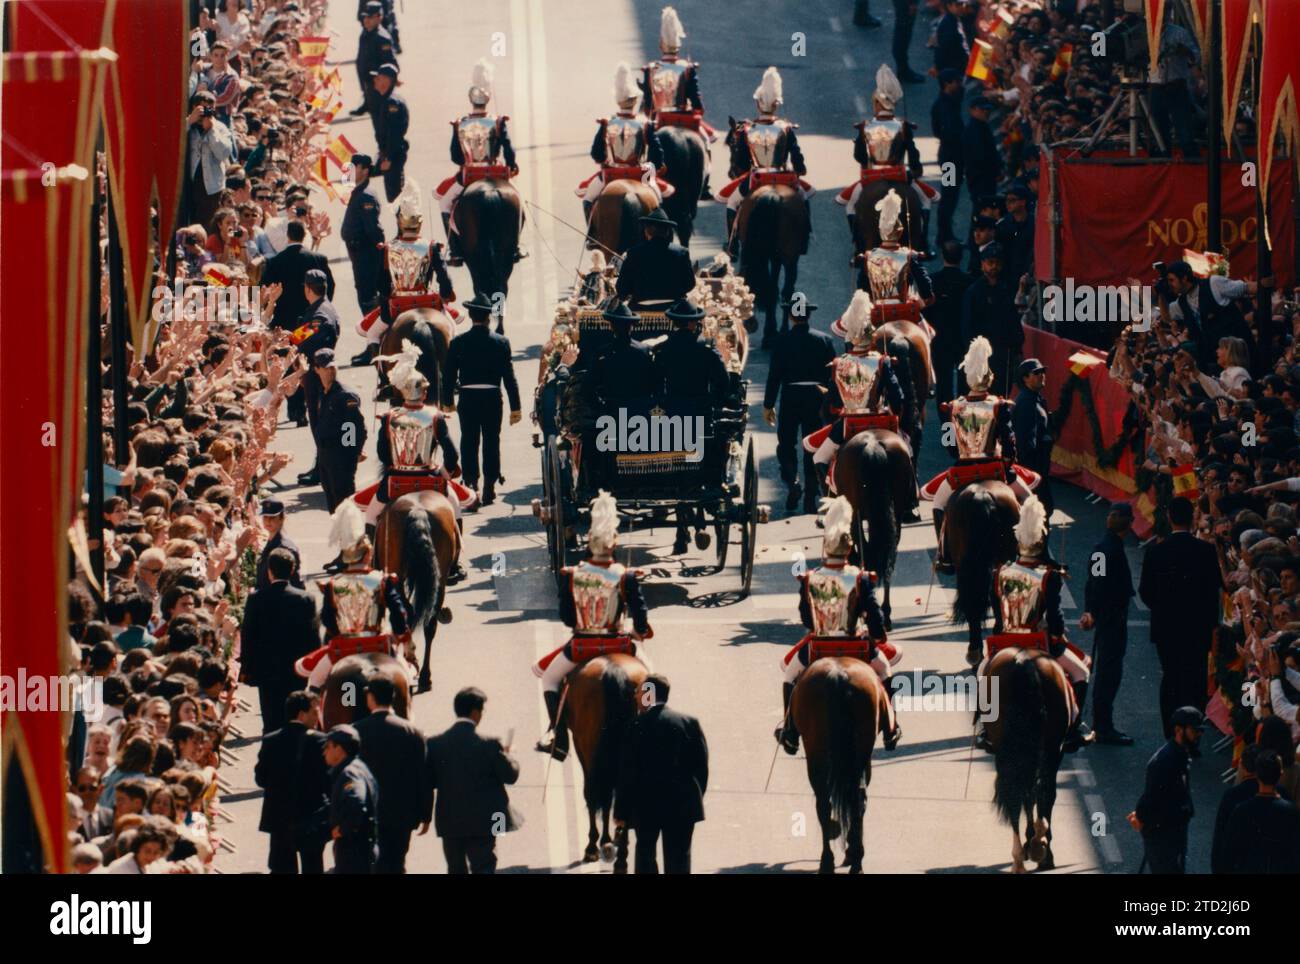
top-left (763, 301), bottom-right (835, 515)
top-left (1129, 707), bottom-right (1204, 874)
top-left (371, 63), bottom-right (409, 203)
top-left (357, 0), bottom-right (400, 55)
top-left (615, 209), bottom-right (695, 307)
top-left (323, 724), bottom-right (379, 874)
top-left (312, 349), bottom-right (367, 529)
top-left (653, 300), bottom-right (729, 407)
top-left (441, 295), bottom-right (522, 506)
top-left (340, 154), bottom-right (388, 323)
top-left (1012, 357), bottom-right (1053, 521)
top-left (294, 270), bottom-right (342, 488)
top-left (930, 69), bottom-right (965, 246)
top-left (1081, 502), bottom-right (1136, 746)
top-left (351, 2), bottom-right (396, 119)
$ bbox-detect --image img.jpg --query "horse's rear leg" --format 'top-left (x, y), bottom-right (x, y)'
top-left (966, 618), bottom-right (983, 667)
top-left (583, 806), bottom-right (600, 863)
top-left (600, 806), bottom-right (616, 864)
top-left (841, 786), bottom-right (866, 873)
top-left (815, 792), bottom-right (836, 874)
top-left (417, 619), bottom-right (435, 694)
top-left (1033, 749), bottom-right (1062, 870)
top-left (780, 259), bottom-right (798, 335)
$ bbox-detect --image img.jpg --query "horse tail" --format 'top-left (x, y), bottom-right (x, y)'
top-left (993, 655), bottom-right (1047, 827)
top-left (618, 189), bottom-right (644, 255)
top-left (739, 190), bottom-right (780, 304)
top-left (401, 504), bottom-right (440, 630)
top-left (951, 486), bottom-right (997, 625)
top-left (406, 315), bottom-right (444, 400)
top-left (822, 663), bottom-right (865, 842)
top-left (857, 435), bottom-right (898, 582)
top-left (658, 126), bottom-right (703, 225)
top-left (591, 659), bottom-right (636, 810)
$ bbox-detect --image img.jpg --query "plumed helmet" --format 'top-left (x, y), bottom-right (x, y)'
top-left (959, 336), bottom-right (995, 393)
top-left (754, 66), bottom-right (783, 113)
top-left (1014, 494), bottom-right (1048, 555)
top-left (823, 496), bottom-right (855, 558)
top-left (660, 6), bottom-right (686, 54)
top-left (875, 188), bottom-right (904, 243)
top-left (841, 290), bottom-right (876, 347)
top-left (588, 490), bottom-right (620, 557)
top-left (873, 63), bottom-right (903, 111)
top-left (329, 500), bottom-right (370, 564)
top-left (614, 62), bottom-right (639, 109)
top-left (469, 58), bottom-right (493, 107)
top-left (394, 177), bottom-right (423, 233)
top-left (379, 339), bottom-right (428, 403)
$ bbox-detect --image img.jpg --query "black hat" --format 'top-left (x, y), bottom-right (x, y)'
top-left (326, 723), bottom-right (361, 754)
top-left (304, 268), bottom-right (328, 287)
top-left (1007, 183), bottom-right (1032, 200)
top-left (972, 214), bottom-right (998, 230)
top-left (665, 299), bottom-right (706, 324)
top-left (370, 62), bottom-right (399, 80)
top-left (782, 299), bottom-right (818, 320)
top-left (980, 241), bottom-right (1005, 261)
top-left (1107, 501), bottom-right (1134, 520)
top-left (638, 208), bottom-right (677, 229)
top-left (312, 347), bottom-right (336, 369)
top-left (350, 153), bottom-right (373, 169)
top-left (1018, 357), bottom-right (1045, 379)
top-left (1170, 706), bottom-right (1206, 731)
top-left (462, 293), bottom-right (496, 317)
top-left (602, 301), bottom-right (640, 326)
top-left (259, 499), bottom-right (285, 517)
top-left (978, 194), bottom-right (1005, 212)
top-left (363, 0), bottom-right (384, 14)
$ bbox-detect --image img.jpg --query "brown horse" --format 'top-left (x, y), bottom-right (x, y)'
top-left (453, 177), bottom-right (522, 332)
top-left (852, 178), bottom-right (925, 252)
top-left (791, 657), bottom-right (888, 873)
top-left (982, 647), bottom-right (1071, 872)
top-left (374, 489), bottom-right (459, 693)
top-left (734, 184), bottom-right (809, 348)
top-left (833, 429), bottom-right (912, 629)
top-left (563, 652), bottom-right (647, 871)
top-left (872, 321), bottom-right (932, 426)
top-left (321, 653), bottom-right (411, 729)
top-left (586, 179), bottom-right (660, 257)
top-left (375, 306), bottom-right (454, 404)
top-left (947, 480), bottom-right (1020, 665)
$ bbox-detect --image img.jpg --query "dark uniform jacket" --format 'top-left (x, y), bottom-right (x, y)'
top-left (1012, 387), bottom-right (1053, 476)
top-left (763, 324), bottom-right (836, 410)
top-left (425, 719), bottom-right (520, 838)
top-left (926, 265), bottom-right (973, 354)
top-left (614, 704), bottom-right (708, 828)
top-left (934, 12), bottom-right (969, 74)
top-left (1083, 529), bottom-right (1133, 619)
top-left (961, 274), bottom-right (1022, 354)
top-left (255, 530), bottom-right (303, 592)
top-left (1223, 793), bottom-right (1300, 874)
top-left (341, 180), bottom-right (385, 251)
top-left (254, 721), bottom-right (329, 833)
top-left (356, 25), bottom-right (396, 89)
top-left (314, 381), bottom-right (367, 460)
top-left (996, 214), bottom-right (1035, 284)
top-left (329, 754), bottom-right (379, 870)
top-left (440, 324), bottom-right (522, 411)
top-left (826, 353), bottom-right (906, 419)
top-left (354, 709), bottom-right (430, 834)
top-left (962, 115), bottom-right (1002, 196)
top-left (615, 236), bottom-right (695, 305)
top-left (588, 336), bottom-right (657, 406)
top-left (375, 91), bottom-right (410, 169)
top-left (1138, 530), bottom-right (1222, 653)
top-left (930, 89), bottom-right (965, 165)
top-left (296, 297), bottom-right (341, 359)
top-left (262, 244), bottom-right (334, 330)
top-left (653, 329), bottom-right (729, 406)
top-left (639, 63), bottom-right (704, 114)
top-left (239, 582), bottom-right (319, 687)
top-left (1135, 739), bottom-right (1194, 837)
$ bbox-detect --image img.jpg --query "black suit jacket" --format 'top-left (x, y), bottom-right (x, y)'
top-left (1138, 530), bottom-right (1222, 654)
top-left (254, 722), bottom-right (330, 833)
top-left (239, 582), bottom-right (320, 686)
top-left (262, 243), bottom-right (335, 330)
top-left (255, 531), bottom-right (304, 592)
top-left (615, 703), bottom-right (708, 828)
top-left (425, 720), bottom-right (520, 839)
top-left (1224, 794), bottom-right (1300, 874)
top-left (353, 709), bottom-right (430, 834)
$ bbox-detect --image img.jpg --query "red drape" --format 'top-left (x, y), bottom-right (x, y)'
top-left (1259, 0), bottom-right (1300, 247)
top-left (1222, 0), bottom-right (1262, 149)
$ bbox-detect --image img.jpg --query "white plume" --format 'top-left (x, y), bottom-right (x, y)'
top-left (614, 62), bottom-right (639, 104)
top-left (470, 58), bottom-right (493, 93)
top-left (378, 339), bottom-right (426, 399)
top-left (1015, 495), bottom-right (1048, 550)
top-left (823, 496), bottom-right (854, 551)
top-left (395, 177), bottom-right (423, 221)
top-left (875, 188), bottom-right (903, 240)
top-left (874, 63), bottom-right (903, 110)
top-left (958, 336), bottom-right (993, 384)
top-left (841, 289), bottom-right (874, 343)
top-left (588, 489), bottom-right (620, 551)
top-left (660, 6), bottom-right (686, 50)
top-left (329, 500), bottom-right (367, 552)
top-left (754, 66), bottom-right (783, 109)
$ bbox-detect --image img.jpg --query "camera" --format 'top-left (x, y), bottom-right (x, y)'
top-left (264, 127), bottom-right (280, 146)
top-left (232, 226), bottom-right (245, 239)
top-left (293, 205), bottom-right (309, 218)
top-left (201, 106), bottom-right (215, 118)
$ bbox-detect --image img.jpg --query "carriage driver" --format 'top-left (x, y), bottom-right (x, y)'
top-left (294, 501), bottom-right (419, 691)
top-left (533, 492), bottom-right (654, 761)
top-left (775, 496), bottom-right (901, 755)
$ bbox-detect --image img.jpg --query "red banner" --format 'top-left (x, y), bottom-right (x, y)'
top-left (1036, 157), bottom-right (1294, 287)
top-left (1259, 0), bottom-right (1300, 247)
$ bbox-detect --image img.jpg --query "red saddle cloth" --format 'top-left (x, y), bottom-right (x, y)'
top-left (750, 169), bottom-right (800, 189)
top-left (807, 636), bottom-right (876, 663)
top-left (385, 473), bottom-right (448, 500)
top-left (656, 110), bottom-right (704, 131)
top-left (602, 164), bottom-right (648, 183)
top-left (842, 413), bottom-right (899, 436)
top-left (984, 631), bottom-right (1048, 660)
top-left (329, 634), bottom-right (391, 662)
top-left (870, 300), bottom-right (921, 323)
top-left (859, 165), bottom-right (908, 184)
top-left (462, 163), bottom-right (511, 186)
top-left (569, 634), bottom-right (636, 662)
top-left (947, 458), bottom-right (1006, 489)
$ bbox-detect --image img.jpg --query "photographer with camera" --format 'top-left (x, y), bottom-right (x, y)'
top-left (186, 91), bottom-right (238, 232)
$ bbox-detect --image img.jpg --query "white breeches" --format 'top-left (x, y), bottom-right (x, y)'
top-left (813, 437), bottom-right (839, 466)
top-left (582, 164), bottom-right (662, 203)
top-left (365, 317), bottom-right (389, 345)
top-left (783, 651), bottom-right (890, 684)
top-left (307, 655), bottom-right (332, 690)
top-left (437, 178), bottom-right (463, 214)
top-left (933, 474), bottom-right (1031, 512)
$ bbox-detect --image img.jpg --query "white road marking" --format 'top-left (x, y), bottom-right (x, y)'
top-left (854, 94), bottom-right (869, 117)
top-left (828, 15), bottom-right (842, 32)
top-left (842, 52), bottom-right (855, 70)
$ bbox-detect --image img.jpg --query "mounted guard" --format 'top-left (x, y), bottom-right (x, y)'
top-left (578, 63), bottom-right (674, 219)
top-left (294, 501), bottom-right (420, 691)
top-left (856, 188), bottom-right (932, 306)
top-left (533, 492), bottom-right (653, 761)
top-left (775, 497), bottom-right (901, 754)
top-left (640, 6), bottom-right (711, 136)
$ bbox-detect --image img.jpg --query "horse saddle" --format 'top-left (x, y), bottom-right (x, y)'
top-left (870, 300), bottom-right (921, 324)
top-left (328, 634), bottom-right (391, 663)
top-left (569, 634), bottom-right (636, 662)
top-left (750, 169), bottom-right (799, 189)
top-left (385, 473), bottom-right (448, 500)
top-left (806, 636), bottom-right (875, 663)
top-left (656, 109), bottom-right (704, 132)
top-left (601, 163), bottom-right (647, 183)
top-left (947, 458), bottom-right (1007, 490)
top-left (984, 631), bottom-right (1048, 660)
top-left (462, 162), bottom-right (511, 186)
top-left (859, 165), bottom-right (908, 184)
top-left (842, 413), bottom-right (899, 437)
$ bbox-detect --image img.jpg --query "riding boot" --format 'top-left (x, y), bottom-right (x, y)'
top-left (349, 342), bottom-right (379, 367)
top-left (933, 509), bottom-right (954, 574)
top-left (448, 520), bottom-right (467, 584)
top-left (535, 690), bottom-right (569, 760)
top-left (582, 200), bottom-right (593, 225)
top-left (1063, 682), bottom-right (1094, 752)
top-left (846, 213), bottom-right (858, 245)
top-left (442, 213), bottom-right (464, 265)
top-left (814, 462), bottom-right (831, 496)
top-left (803, 204), bottom-right (813, 253)
top-left (883, 682), bottom-right (902, 751)
top-left (672, 525), bottom-right (690, 555)
top-left (725, 209), bottom-right (739, 258)
top-left (774, 682), bottom-right (799, 755)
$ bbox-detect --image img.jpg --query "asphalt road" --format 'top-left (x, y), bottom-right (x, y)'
top-left (216, 0), bottom-right (1232, 874)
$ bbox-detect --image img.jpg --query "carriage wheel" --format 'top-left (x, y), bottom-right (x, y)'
top-left (739, 437), bottom-right (759, 596)
top-left (546, 436), bottom-right (567, 578)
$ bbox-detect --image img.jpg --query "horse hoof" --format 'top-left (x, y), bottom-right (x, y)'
top-left (613, 861), bottom-right (628, 875)
top-left (1028, 840), bottom-right (1049, 864)
top-left (965, 645), bottom-right (982, 667)
top-left (883, 613), bottom-right (893, 632)
top-left (600, 842), bottom-right (616, 863)
top-left (437, 607), bottom-right (453, 624)
top-left (416, 677), bottom-right (432, 694)
top-left (1037, 851), bottom-right (1055, 871)
top-left (582, 846), bottom-right (600, 863)
top-left (818, 859), bottom-right (836, 875)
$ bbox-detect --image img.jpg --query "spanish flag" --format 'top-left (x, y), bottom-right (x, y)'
top-left (1171, 463), bottom-right (1200, 500)
top-left (202, 263), bottom-right (234, 287)
top-left (966, 39), bottom-right (994, 82)
top-left (324, 133), bottom-right (359, 172)
top-left (991, 8), bottom-right (1015, 40)
top-left (310, 157), bottom-right (341, 203)
top-left (324, 67), bottom-right (342, 89)
top-left (1067, 350), bottom-right (1104, 377)
top-left (298, 36), bottom-right (330, 66)
top-left (1049, 44), bottom-right (1073, 82)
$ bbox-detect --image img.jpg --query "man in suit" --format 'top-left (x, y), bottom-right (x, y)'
top-left (261, 220), bottom-right (334, 331)
top-left (1223, 749), bottom-right (1300, 874)
top-left (353, 676), bottom-right (428, 873)
top-left (1210, 742), bottom-right (1283, 874)
top-left (961, 243), bottom-right (1021, 395)
top-left (924, 241), bottom-right (971, 406)
top-left (962, 97), bottom-right (1001, 204)
top-left (425, 686), bottom-right (520, 874)
top-left (614, 674), bottom-right (708, 874)
top-left (615, 209), bottom-right (696, 307)
top-left (1080, 502), bottom-right (1137, 745)
top-left (323, 724), bottom-right (379, 874)
top-left (1138, 497), bottom-right (1223, 736)
top-left (311, 349), bottom-right (368, 517)
top-left (1129, 706), bottom-right (1203, 874)
top-left (254, 500), bottom-right (303, 592)
top-left (239, 548), bottom-right (320, 733)
top-left (929, 69), bottom-right (965, 246)
top-left (254, 690), bottom-right (330, 873)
